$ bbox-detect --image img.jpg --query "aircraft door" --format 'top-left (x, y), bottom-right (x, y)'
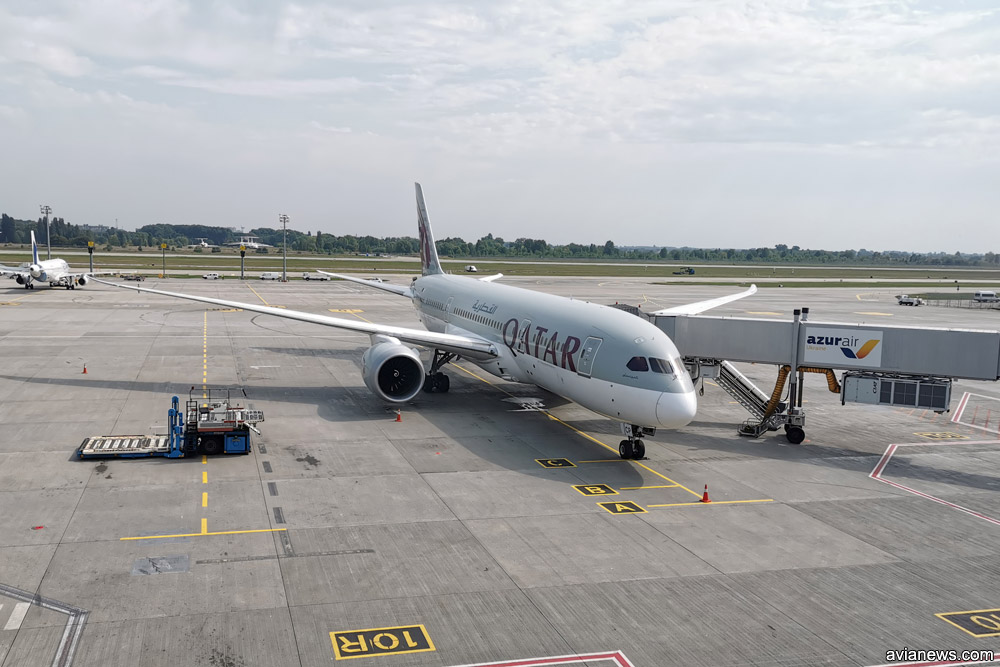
top-left (445, 297), bottom-right (454, 323)
top-left (577, 336), bottom-right (603, 377)
top-left (518, 319), bottom-right (531, 354)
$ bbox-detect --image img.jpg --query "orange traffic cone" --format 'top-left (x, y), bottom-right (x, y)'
top-left (700, 484), bottom-right (711, 503)
top-left (82, 364), bottom-right (87, 374)
top-left (394, 409), bottom-right (402, 422)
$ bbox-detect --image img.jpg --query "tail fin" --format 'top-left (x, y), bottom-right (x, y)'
top-left (415, 183), bottom-right (443, 276)
top-left (30, 231), bottom-right (39, 265)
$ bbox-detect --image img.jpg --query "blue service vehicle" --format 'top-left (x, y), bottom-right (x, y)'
top-left (77, 389), bottom-right (263, 459)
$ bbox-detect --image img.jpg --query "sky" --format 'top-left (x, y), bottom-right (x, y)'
top-left (0, 0), bottom-right (998, 253)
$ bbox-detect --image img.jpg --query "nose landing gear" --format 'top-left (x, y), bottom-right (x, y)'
top-left (618, 423), bottom-right (654, 460)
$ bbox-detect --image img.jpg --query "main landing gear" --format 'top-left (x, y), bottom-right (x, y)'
top-left (423, 349), bottom-right (454, 394)
top-left (618, 423), bottom-right (654, 460)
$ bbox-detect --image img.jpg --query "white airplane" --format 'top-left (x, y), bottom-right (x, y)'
top-left (224, 235), bottom-right (271, 249)
top-left (96, 184), bottom-right (756, 459)
top-left (0, 231), bottom-right (104, 290)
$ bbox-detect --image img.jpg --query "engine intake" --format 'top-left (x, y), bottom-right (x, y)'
top-left (361, 339), bottom-right (424, 402)
top-left (77, 275), bottom-right (88, 286)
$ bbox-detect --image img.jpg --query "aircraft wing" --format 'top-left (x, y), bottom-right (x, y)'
top-left (479, 273), bottom-right (504, 283)
top-left (92, 278), bottom-right (497, 360)
top-left (317, 271), bottom-right (414, 297)
top-left (650, 284), bottom-right (758, 316)
top-left (0, 264), bottom-right (27, 276)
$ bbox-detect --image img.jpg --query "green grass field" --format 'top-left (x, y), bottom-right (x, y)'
top-left (4, 246), bottom-right (1000, 282)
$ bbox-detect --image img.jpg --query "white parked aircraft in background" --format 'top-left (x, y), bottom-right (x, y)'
top-left (224, 235), bottom-right (271, 249)
top-left (96, 184), bottom-right (756, 459)
top-left (0, 231), bottom-right (104, 290)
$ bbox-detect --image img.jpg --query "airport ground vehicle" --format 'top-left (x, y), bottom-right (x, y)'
top-left (260, 272), bottom-right (281, 280)
top-left (302, 272), bottom-right (330, 280)
top-left (897, 295), bottom-right (924, 306)
top-left (123, 274), bottom-right (145, 282)
top-left (672, 267), bottom-right (695, 275)
top-left (974, 290), bottom-right (999, 303)
top-left (203, 272), bottom-right (221, 280)
top-left (77, 390), bottom-right (263, 459)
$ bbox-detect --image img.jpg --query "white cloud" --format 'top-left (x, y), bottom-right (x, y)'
top-left (0, 0), bottom-right (997, 251)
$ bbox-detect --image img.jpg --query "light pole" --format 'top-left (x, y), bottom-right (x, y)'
top-left (40, 205), bottom-right (52, 259)
top-left (279, 214), bottom-right (289, 282)
top-left (161, 243), bottom-right (167, 278)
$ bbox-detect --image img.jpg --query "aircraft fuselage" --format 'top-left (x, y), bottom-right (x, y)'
top-left (411, 273), bottom-right (697, 429)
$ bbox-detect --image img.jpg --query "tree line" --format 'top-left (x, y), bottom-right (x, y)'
top-left (1, 213), bottom-right (998, 266)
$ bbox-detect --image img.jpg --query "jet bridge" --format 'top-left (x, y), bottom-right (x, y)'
top-left (651, 307), bottom-right (1000, 443)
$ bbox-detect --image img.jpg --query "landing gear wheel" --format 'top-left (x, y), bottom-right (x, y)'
top-left (436, 373), bottom-right (450, 393)
top-left (201, 436), bottom-right (223, 455)
top-left (619, 440), bottom-right (635, 460)
top-left (785, 427), bottom-right (805, 445)
top-left (632, 440), bottom-right (646, 459)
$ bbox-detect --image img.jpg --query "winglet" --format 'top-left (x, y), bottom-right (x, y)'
top-left (415, 183), bottom-right (443, 276)
top-left (30, 230), bottom-right (39, 265)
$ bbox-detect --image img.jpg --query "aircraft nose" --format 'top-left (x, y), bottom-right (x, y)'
top-left (656, 390), bottom-right (697, 429)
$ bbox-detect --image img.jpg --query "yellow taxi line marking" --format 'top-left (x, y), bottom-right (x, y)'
top-left (648, 498), bottom-right (774, 508)
top-left (579, 459), bottom-right (625, 463)
top-left (120, 528), bottom-right (287, 541)
top-left (855, 311), bottom-right (893, 316)
top-left (201, 518), bottom-right (208, 534)
top-left (350, 311), bottom-right (375, 324)
top-left (620, 485), bottom-right (680, 490)
top-left (705, 380), bottom-right (718, 387)
top-left (202, 455), bottom-right (207, 464)
top-left (202, 492), bottom-right (208, 507)
top-left (450, 362), bottom-right (702, 498)
top-left (246, 283), bottom-right (271, 306)
top-left (202, 471), bottom-right (208, 484)
top-left (543, 412), bottom-right (703, 498)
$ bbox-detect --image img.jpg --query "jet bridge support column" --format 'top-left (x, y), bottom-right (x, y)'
top-left (784, 309), bottom-right (806, 444)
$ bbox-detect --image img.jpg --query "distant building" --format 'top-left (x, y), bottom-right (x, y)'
top-left (79, 224), bottom-right (112, 233)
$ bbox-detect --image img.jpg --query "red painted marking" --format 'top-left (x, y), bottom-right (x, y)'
top-left (30, 526), bottom-right (43, 530)
top-left (869, 439), bottom-right (1000, 527)
top-left (951, 392), bottom-right (971, 424)
top-left (446, 651), bottom-right (634, 667)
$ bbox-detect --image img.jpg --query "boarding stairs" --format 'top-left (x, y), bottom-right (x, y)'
top-left (716, 361), bottom-right (782, 437)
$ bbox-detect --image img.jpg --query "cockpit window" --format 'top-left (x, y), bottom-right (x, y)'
top-left (626, 356), bottom-right (649, 372)
top-left (649, 357), bottom-right (672, 374)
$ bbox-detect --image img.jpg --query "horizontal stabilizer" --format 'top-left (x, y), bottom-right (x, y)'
top-left (317, 271), bottom-right (413, 297)
top-left (478, 273), bottom-right (503, 283)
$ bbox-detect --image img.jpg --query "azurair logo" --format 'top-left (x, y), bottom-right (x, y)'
top-left (841, 339), bottom-right (880, 359)
top-left (806, 334), bottom-right (880, 360)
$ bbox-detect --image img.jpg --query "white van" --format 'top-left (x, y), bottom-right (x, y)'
top-left (260, 272), bottom-right (281, 281)
top-left (465, 265), bottom-right (478, 273)
top-left (973, 290), bottom-right (999, 302)
top-left (202, 272), bottom-right (221, 280)
top-left (302, 272), bottom-right (330, 281)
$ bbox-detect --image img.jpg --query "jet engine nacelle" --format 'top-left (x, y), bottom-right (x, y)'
top-left (15, 275), bottom-right (25, 285)
top-left (29, 264), bottom-right (43, 280)
top-left (76, 275), bottom-right (88, 286)
top-left (361, 338), bottom-right (425, 402)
